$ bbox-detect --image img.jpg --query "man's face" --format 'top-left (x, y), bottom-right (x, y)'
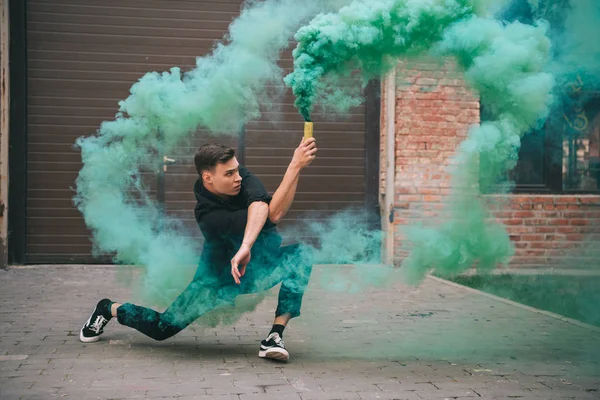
top-left (203, 157), bottom-right (242, 196)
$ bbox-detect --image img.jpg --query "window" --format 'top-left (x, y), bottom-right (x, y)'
top-left (510, 82), bottom-right (600, 194)
top-left (481, 76), bottom-right (600, 194)
top-left (490, 0), bottom-right (600, 194)
top-left (561, 95), bottom-right (600, 192)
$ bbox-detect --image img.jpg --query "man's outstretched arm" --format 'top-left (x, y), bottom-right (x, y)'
top-left (242, 201), bottom-right (269, 248)
top-left (230, 201), bottom-right (269, 284)
top-left (268, 137), bottom-right (318, 224)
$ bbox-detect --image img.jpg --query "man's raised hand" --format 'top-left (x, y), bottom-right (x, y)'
top-left (291, 137), bottom-right (318, 170)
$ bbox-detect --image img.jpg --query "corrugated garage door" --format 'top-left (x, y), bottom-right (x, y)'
top-left (25, 0), bottom-right (367, 263)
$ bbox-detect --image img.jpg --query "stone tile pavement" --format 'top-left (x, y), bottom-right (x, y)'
top-left (0, 265), bottom-right (598, 400)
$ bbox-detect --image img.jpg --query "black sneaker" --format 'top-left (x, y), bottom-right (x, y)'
top-left (79, 299), bottom-right (113, 343)
top-left (258, 332), bottom-right (289, 362)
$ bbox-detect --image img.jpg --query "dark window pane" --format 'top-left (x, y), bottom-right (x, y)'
top-left (562, 98), bottom-right (600, 191)
top-left (510, 131), bottom-right (545, 185)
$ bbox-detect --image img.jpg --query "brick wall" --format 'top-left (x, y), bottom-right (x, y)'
top-left (495, 196), bottom-right (600, 267)
top-left (392, 59), bottom-right (479, 263)
top-left (386, 59), bottom-right (600, 269)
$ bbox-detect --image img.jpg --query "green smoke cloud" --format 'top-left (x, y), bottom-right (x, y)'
top-left (74, 0), bottom-right (353, 314)
top-left (403, 16), bottom-right (554, 282)
top-left (284, 0), bottom-right (479, 120)
top-left (282, 209), bottom-right (397, 293)
top-left (285, 0), bottom-right (555, 282)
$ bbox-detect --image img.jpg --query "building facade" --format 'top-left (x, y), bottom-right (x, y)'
top-left (1, 1), bottom-right (598, 268)
top-left (381, 59), bottom-right (600, 269)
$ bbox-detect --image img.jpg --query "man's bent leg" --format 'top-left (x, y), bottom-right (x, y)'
top-left (274, 244), bottom-right (313, 320)
top-left (117, 279), bottom-right (223, 341)
top-left (257, 244), bottom-right (313, 361)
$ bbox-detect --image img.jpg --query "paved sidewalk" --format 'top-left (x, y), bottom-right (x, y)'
top-left (0, 265), bottom-right (599, 400)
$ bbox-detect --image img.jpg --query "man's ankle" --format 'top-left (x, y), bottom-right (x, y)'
top-left (269, 324), bottom-right (285, 338)
top-left (110, 303), bottom-right (121, 318)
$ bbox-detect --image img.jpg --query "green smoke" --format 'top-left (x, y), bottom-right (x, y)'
top-left (555, 0), bottom-right (600, 79)
top-left (444, 0), bottom-right (600, 340)
top-left (285, 0), bottom-right (554, 282)
top-left (402, 16), bottom-right (554, 282)
top-left (283, 210), bottom-right (398, 293)
top-left (74, 0), bottom-right (353, 316)
top-left (284, 0), bottom-right (479, 120)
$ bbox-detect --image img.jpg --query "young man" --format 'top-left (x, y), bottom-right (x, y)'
top-left (79, 137), bottom-right (318, 362)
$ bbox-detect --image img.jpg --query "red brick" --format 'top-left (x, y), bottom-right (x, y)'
top-left (549, 219), bottom-right (569, 225)
top-left (554, 241), bottom-right (580, 249)
top-left (514, 196), bottom-right (532, 205)
top-left (511, 256), bottom-right (545, 265)
top-left (417, 187), bottom-right (441, 195)
top-left (536, 227), bottom-right (556, 233)
top-left (531, 197), bottom-right (554, 204)
top-left (416, 78), bottom-right (439, 86)
top-left (566, 234), bottom-right (585, 241)
top-left (439, 78), bottom-right (466, 86)
top-left (530, 242), bottom-right (553, 249)
top-left (524, 219), bottom-right (547, 226)
top-left (521, 234), bottom-right (544, 241)
top-left (563, 211), bottom-right (585, 218)
top-left (507, 226), bottom-right (533, 234)
top-left (548, 250), bottom-right (567, 257)
top-left (582, 226), bottom-right (600, 234)
top-left (422, 115), bottom-right (447, 123)
top-left (514, 211), bottom-right (534, 218)
top-left (524, 249), bottom-right (547, 255)
top-left (495, 211), bottom-right (513, 218)
top-left (539, 211), bottom-right (559, 218)
top-left (580, 197), bottom-right (600, 204)
top-left (423, 195), bottom-right (441, 202)
top-left (555, 196), bottom-right (579, 204)
top-left (397, 187), bottom-right (418, 194)
top-left (396, 195), bottom-right (422, 202)
top-left (570, 219), bottom-right (588, 226)
top-left (504, 219), bottom-right (523, 226)
top-left (557, 226), bottom-right (581, 233)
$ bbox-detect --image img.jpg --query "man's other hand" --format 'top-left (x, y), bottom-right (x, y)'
top-left (291, 137), bottom-right (318, 169)
top-left (231, 244), bottom-right (251, 284)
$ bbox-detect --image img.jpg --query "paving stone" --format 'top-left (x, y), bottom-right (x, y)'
top-left (0, 266), bottom-right (599, 399)
top-left (240, 394), bottom-right (302, 400)
top-left (357, 390), bottom-right (422, 400)
top-left (299, 391), bottom-right (362, 400)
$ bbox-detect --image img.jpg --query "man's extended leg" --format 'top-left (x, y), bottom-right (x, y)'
top-left (80, 275), bottom-right (228, 342)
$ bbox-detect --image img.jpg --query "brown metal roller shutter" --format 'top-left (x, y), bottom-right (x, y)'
top-left (25, 0), bottom-right (241, 263)
top-left (26, 0), bottom-right (369, 263)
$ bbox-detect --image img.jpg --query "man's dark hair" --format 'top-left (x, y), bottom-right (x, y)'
top-left (194, 144), bottom-right (235, 175)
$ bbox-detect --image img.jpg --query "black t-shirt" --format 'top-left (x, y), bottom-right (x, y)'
top-left (194, 165), bottom-right (282, 269)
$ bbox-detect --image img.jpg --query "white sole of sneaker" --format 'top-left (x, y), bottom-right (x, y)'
top-left (258, 347), bottom-right (289, 362)
top-left (79, 314), bottom-right (100, 343)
